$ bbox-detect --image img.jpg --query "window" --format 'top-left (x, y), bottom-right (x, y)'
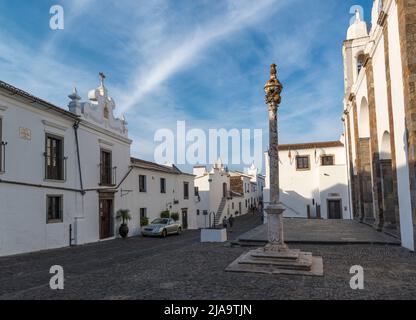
top-left (321, 155), bottom-right (335, 166)
top-left (140, 208), bottom-right (147, 218)
top-left (45, 134), bottom-right (64, 180)
top-left (194, 187), bottom-right (199, 197)
top-left (197, 209), bottom-right (200, 216)
top-left (103, 106), bottom-right (109, 119)
top-left (139, 175), bottom-right (147, 192)
top-left (47, 195), bottom-right (63, 223)
top-left (245, 199), bottom-right (248, 208)
top-left (296, 156), bottom-right (310, 170)
top-left (357, 53), bottom-right (365, 77)
top-left (184, 182), bottom-right (189, 200)
top-left (232, 203), bottom-right (234, 210)
top-left (100, 149), bottom-right (113, 185)
top-left (0, 117), bottom-right (4, 173)
top-left (203, 210), bottom-right (208, 216)
top-left (160, 178), bottom-right (166, 193)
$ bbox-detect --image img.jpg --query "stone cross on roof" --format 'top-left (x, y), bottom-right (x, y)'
top-left (270, 63), bottom-right (277, 79)
top-left (99, 72), bottom-right (106, 87)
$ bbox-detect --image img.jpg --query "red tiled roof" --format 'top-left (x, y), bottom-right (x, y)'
top-left (278, 141), bottom-right (344, 151)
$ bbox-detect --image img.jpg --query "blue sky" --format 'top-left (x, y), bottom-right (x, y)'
top-left (0, 0), bottom-right (372, 173)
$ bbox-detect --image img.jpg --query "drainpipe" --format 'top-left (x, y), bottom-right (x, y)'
top-left (73, 121), bottom-right (85, 195)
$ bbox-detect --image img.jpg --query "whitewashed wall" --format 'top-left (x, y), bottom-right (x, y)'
top-left (0, 90), bottom-right (131, 256)
top-left (121, 167), bottom-right (197, 235)
top-left (263, 143), bottom-right (351, 220)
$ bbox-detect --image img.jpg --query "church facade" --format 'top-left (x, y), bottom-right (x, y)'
top-left (342, 0), bottom-right (415, 250)
top-left (0, 76), bottom-right (197, 257)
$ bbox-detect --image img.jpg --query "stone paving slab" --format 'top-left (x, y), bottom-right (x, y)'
top-left (237, 218), bottom-right (401, 245)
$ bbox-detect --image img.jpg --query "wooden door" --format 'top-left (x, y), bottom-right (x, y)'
top-left (328, 200), bottom-right (342, 219)
top-left (99, 199), bottom-right (113, 239)
top-left (181, 209), bottom-right (188, 230)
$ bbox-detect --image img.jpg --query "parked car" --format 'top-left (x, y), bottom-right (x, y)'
top-left (141, 218), bottom-right (182, 237)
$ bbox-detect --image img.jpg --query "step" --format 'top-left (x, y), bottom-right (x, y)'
top-left (237, 251), bottom-right (313, 271)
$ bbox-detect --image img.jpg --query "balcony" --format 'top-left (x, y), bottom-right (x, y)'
top-left (44, 153), bottom-right (67, 181)
top-left (99, 163), bottom-right (117, 186)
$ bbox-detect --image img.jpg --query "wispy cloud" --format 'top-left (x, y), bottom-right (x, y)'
top-left (118, 0), bottom-right (289, 113)
top-left (0, 0), bottom-right (361, 172)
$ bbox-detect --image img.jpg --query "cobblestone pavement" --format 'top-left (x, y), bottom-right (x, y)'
top-left (0, 213), bottom-right (415, 300)
top-left (238, 218), bottom-right (401, 245)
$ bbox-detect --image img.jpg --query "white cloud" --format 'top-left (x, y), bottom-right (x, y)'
top-left (117, 0), bottom-right (289, 113)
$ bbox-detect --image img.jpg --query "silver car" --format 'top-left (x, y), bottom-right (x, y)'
top-left (141, 218), bottom-right (182, 237)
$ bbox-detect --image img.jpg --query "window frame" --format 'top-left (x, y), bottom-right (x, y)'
top-left (46, 195), bottom-right (63, 224)
top-left (321, 154), bottom-right (335, 166)
top-left (183, 182), bottom-right (189, 200)
top-left (296, 155), bottom-right (310, 171)
top-left (140, 208), bottom-right (147, 219)
top-left (0, 117), bottom-right (4, 173)
top-left (45, 133), bottom-right (65, 181)
top-left (139, 175), bottom-right (147, 193)
top-left (100, 148), bottom-right (113, 186)
top-left (160, 178), bottom-right (166, 194)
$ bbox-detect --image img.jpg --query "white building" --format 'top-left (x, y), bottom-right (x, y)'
top-left (263, 139), bottom-right (351, 220)
top-left (194, 160), bottom-right (264, 228)
top-left (247, 163), bottom-right (266, 208)
top-left (342, 0), bottom-right (415, 250)
top-left (0, 76), bottom-right (197, 257)
top-left (0, 77), bottom-right (131, 256)
top-left (193, 161), bottom-right (231, 228)
top-left (123, 158), bottom-right (197, 235)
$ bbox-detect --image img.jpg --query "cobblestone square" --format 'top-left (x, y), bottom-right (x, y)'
top-left (0, 213), bottom-right (415, 300)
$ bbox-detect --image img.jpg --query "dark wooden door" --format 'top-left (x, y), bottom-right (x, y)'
top-left (99, 199), bottom-right (113, 239)
top-left (328, 200), bottom-right (342, 219)
top-left (182, 209), bottom-right (188, 230)
top-left (223, 183), bottom-right (227, 198)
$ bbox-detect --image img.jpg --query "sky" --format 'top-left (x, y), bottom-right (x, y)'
top-left (0, 0), bottom-right (372, 173)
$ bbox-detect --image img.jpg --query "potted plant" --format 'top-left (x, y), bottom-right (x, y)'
top-left (140, 216), bottom-right (149, 227)
top-left (116, 209), bottom-right (132, 238)
top-left (170, 212), bottom-right (179, 221)
top-left (160, 210), bottom-right (170, 219)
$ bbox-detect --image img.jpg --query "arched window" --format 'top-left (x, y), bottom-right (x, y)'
top-left (357, 53), bottom-right (365, 76)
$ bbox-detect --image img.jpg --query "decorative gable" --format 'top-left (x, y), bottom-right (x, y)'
top-left (68, 73), bottom-right (128, 137)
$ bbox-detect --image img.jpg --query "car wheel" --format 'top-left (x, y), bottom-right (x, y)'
top-left (177, 227), bottom-right (182, 235)
top-left (161, 229), bottom-right (167, 238)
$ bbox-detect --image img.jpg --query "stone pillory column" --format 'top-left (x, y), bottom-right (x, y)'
top-left (264, 64), bottom-right (287, 252)
top-left (225, 64), bottom-right (323, 276)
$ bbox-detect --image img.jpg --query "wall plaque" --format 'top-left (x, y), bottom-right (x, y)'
top-left (19, 127), bottom-right (31, 141)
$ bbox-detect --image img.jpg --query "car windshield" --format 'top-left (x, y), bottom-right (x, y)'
top-left (151, 218), bottom-right (169, 225)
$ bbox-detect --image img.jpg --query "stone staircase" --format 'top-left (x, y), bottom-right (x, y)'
top-left (213, 197), bottom-right (227, 227)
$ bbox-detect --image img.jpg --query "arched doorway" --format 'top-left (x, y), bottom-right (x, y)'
top-left (380, 131), bottom-right (396, 229)
top-left (358, 97), bottom-right (375, 223)
top-left (223, 183), bottom-right (227, 198)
